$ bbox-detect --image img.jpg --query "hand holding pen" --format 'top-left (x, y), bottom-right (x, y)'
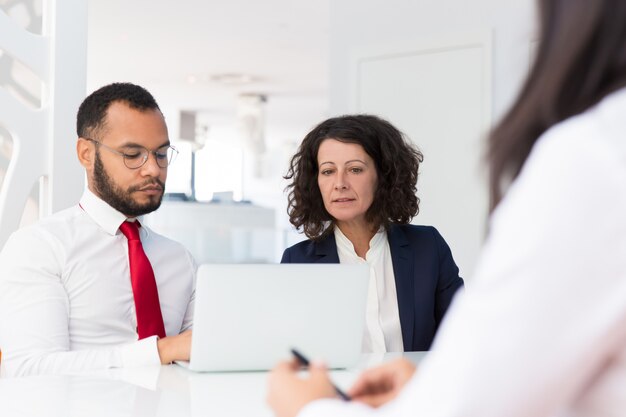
top-left (290, 348), bottom-right (351, 401)
top-left (267, 349), bottom-right (352, 417)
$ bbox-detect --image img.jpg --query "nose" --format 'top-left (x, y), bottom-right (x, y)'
top-left (140, 152), bottom-right (163, 176)
top-left (334, 172), bottom-right (348, 190)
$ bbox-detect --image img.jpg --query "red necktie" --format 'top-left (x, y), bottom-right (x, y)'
top-left (119, 221), bottom-right (166, 339)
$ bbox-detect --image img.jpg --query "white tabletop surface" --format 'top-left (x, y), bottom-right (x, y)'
top-left (0, 352), bottom-right (427, 417)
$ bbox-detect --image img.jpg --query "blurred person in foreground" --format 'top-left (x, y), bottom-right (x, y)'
top-left (267, 0), bottom-right (626, 415)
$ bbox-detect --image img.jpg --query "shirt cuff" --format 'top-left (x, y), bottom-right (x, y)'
top-left (119, 336), bottom-right (161, 367)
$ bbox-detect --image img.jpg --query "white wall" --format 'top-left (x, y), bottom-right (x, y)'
top-left (330, 0), bottom-right (535, 118)
top-left (329, 0), bottom-right (536, 279)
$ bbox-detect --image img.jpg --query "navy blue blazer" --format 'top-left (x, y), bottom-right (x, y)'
top-left (281, 224), bottom-right (463, 351)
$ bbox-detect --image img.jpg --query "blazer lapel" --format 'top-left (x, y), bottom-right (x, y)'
top-left (314, 233), bottom-right (340, 263)
top-left (388, 225), bottom-right (415, 351)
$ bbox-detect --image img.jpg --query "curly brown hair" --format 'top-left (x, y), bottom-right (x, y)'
top-left (285, 114), bottom-right (424, 240)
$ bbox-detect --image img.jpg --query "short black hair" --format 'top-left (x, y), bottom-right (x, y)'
top-left (76, 82), bottom-right (161, 139)
top-left (285, 114), bottom-right (424, 240)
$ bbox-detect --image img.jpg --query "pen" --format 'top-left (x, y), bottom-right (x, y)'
top-left (290, 348), bottom-right (351, 401)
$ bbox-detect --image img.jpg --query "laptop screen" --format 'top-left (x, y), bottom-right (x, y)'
top-left (186, 263), bottom-right (369, 372)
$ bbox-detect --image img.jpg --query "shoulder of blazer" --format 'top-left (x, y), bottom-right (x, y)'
top-left (282, 233), bottom-right (339, 263)
top-left (388, 224), bottom-right (439, 248)
top-left (389, 224), bottom-right (455, 268)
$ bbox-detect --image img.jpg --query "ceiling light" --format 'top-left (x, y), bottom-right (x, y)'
top-left (210, 73), bottom-right (254, 85)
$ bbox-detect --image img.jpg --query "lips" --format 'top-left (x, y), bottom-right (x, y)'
top-left (139, 186), bottom-right (162, 192)
top-left (134, 184), bottom-right (163, 195)
top-left (332, 198), bottom-right (355, 202)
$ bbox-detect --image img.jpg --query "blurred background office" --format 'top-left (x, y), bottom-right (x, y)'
top-left (0, 0), bottom-right (535, 280)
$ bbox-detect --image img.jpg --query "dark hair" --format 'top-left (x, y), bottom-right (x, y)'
top-left (488, 0), bottom-right (626, 209)
top-left (76, 82), bottom-right (161, 139)
top-left (285, 114), bottom-right (424, 240)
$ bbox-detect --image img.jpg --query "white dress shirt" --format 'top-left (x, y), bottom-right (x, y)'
top-left (335, 227), bottom-right (404, 353)
top-left (298, 89), bottom-right (626, 416)
top-left (0, 189), bottom-right (196, 377)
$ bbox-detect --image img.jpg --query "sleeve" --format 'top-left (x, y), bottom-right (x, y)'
top-left (280, 247), bottom-right (292, 263)
top-left (429, 227), bottom-right (464, 324)
top-left (180, 250), bottom-right (197, 332)
top-left (0, 229), bottom-right (161, 378)
top-left (294, 124), bottom-right (626, 416)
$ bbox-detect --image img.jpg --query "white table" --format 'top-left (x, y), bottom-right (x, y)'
top-left (0, 353), bottom-right (426, 417)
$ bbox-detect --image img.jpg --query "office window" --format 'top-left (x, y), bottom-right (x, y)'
top-left (167, 126), bottom-right (243, 201)
top-left (195, 138), bottom-right (243, 201)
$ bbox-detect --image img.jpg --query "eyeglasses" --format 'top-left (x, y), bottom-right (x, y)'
top-left (85, 138), bottom-right (178, 169)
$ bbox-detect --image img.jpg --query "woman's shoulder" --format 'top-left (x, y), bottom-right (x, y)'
top-left (389, 224), bottom-right (442, 240)
top-left (284, 238), bottom-right (316, 253)
top-left (281, 234), bottom-right (335, 263)
top-left (536, 87), bottom-right (626, 166)
top-left (389, 224), bottom-right (455, 251)
top-left (282, 230), bottom-right (341, 263)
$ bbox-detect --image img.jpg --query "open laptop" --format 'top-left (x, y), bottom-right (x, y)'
top-left (177, 263), bottom-right (369, 372)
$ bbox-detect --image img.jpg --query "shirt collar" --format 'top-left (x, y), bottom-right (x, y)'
top-left (334, 226), bottom-right (354, 251)
top-left (79, 188), bottom-right (142, 236)
top-left (334, 226), bottom-right (386, 260)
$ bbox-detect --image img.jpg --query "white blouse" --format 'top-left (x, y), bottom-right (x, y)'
top-left (335, 227), bottom-right (404, 352)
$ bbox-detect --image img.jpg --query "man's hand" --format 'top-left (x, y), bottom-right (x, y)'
top-left (267, 359), bottom-right (336, 417)
top-left (348, 358), bottom-right (416, 407)
top-left (157, 330), bottom-right (192, 364)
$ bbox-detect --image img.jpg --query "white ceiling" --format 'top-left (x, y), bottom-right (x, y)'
top-left (86, 0), bottom-right (330, 112)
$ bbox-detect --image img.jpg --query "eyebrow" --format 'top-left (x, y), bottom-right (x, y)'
top-left (319, 159), bottom-right (367, 167)
top-left (120, 140), bottom-right (171, 149)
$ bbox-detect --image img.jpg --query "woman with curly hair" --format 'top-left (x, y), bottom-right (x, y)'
top-left (281, 114), bottom-right (464, 352)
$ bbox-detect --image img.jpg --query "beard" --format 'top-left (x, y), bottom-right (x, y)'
top-left (93, 150), bottom-right (165, 217)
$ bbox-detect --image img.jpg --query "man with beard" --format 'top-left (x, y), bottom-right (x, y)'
top-left (0, 83), bottom-right (195, 377)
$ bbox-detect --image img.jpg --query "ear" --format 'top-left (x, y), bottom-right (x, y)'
top-left (77, 137), bottom-right (94, 170)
